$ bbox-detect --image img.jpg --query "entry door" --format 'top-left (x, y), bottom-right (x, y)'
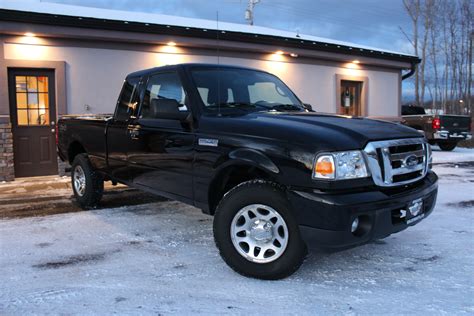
top-left (8, 69), bottom-right (57, 177)
top-left (340, 80), bottom-right (362, 116)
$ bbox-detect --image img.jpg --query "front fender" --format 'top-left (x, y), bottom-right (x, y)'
top-left (226, 148), bottom-right (280, 174)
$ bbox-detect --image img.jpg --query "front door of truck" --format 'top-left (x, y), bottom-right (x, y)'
top-left (127, 71), bottom-right (195, 201)
top-left (106, 76), bottom-right (140, 183)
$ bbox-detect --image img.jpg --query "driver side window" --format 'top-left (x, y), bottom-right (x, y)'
top-left (140, 72), bottom-right (188, 119)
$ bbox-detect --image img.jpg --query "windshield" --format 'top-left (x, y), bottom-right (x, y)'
top-left (190, 68), bottom-right (304, 113)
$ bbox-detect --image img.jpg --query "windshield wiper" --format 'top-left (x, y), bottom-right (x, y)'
top-left (206, 102), bottom-right (257, 111)
top-left (222, 102), bottom-right (257, 108)
top-left (265, 104), bottom-right (303, 111)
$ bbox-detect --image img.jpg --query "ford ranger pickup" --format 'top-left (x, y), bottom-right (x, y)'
top-left (57, 64), bottom-right (438, 280)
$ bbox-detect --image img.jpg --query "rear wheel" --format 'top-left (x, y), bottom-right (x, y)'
top-left (438, 142), bottom-right (457, 151)
top-left (71, 154), bottom-right (104, 209)
top-left (213, 180), bottom-right (307, 280)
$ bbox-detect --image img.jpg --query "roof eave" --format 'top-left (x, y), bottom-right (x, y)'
top-left (0, 9), bottom-right (421, 65)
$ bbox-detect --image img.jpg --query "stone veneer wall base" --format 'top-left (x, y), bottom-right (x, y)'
top-left (0, 123), bottom-right (14, 182)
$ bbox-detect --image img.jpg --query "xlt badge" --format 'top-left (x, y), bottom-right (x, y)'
top-left (198, 138), bottom-right (219, 147)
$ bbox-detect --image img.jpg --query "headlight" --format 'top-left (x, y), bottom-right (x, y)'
top-left (313, 150), bottom-right (369, 180)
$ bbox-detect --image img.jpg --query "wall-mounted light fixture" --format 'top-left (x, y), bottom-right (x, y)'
top-left (167, 41), bottom-right (177, 46)
top-left (352, 59), bottom-right (360, 64)
top-left (24, 32), bottom-right (36, 37)
top-left (275, 50), bottom-right (284, 55)
top-left (290, 53), bottom-right (298, 58)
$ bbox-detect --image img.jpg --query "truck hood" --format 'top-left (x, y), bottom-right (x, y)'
top-left (200, 112), bottom-right (422, 151)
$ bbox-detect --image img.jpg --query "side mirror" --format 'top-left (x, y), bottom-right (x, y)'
top-left (303, 103), bottom-right (314, 112)
top-left (150, 98), bottom-right (190, 121)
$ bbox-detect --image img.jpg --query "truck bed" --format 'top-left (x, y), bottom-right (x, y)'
top-left (57, 114), bottom-right (112, 165)
top-left (60, 114), bottom-right (113, 121)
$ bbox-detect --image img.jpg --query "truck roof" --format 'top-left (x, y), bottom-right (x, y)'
top-left (126, 63), bottom-right (266, 78)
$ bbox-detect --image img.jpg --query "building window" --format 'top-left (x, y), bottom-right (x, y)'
top-left (15, 76), bottom-right (50, 125)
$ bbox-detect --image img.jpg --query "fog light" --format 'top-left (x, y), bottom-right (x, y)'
top-left (351, 217), bottom-right (360, 233)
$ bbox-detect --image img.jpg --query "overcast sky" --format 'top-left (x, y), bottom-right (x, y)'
top-left (45, 0), bottom-right (416, 100)
top-left (46, 0), bottom-right (414, 55)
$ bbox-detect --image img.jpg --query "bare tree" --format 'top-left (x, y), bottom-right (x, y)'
top-left (402, 0), bottom-right (421, 106)
top-left (402, 0), bottom-right (473, 116)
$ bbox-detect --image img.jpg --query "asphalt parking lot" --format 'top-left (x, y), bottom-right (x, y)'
top-left (0, 147), bottom-right (473, 315)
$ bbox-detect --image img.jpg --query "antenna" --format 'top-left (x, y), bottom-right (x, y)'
top-left (216, 11), bottom-right (222, 117)
top-left (216, 11), bottom-right (220, 66)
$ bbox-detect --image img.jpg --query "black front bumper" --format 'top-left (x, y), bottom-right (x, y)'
top-left (288, 172), bottom-right (438, 249)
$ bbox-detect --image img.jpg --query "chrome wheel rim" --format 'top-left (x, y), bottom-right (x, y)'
top-left (73, 165), bottom-right (86, 197)
top-left (230, 204), bottom-right (289, 264)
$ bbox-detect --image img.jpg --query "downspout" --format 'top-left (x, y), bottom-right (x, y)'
top-left (402, 62), bottom-right (417, 80)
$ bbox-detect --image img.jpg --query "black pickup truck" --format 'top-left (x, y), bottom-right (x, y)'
top-left (402, 105), bottom-right (472, 151)
top-left (58, 64), bottom-right (438, 279)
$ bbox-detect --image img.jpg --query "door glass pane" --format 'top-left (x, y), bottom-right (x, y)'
top-left (28, 109), bottom-right (40, 125)
top-left (38, 108), bottom-right (49, 125)
top-left (27, 76), bottom-right (38, 92)
top-left (38, 93), bottom-right (49, 109)
top-left (16, 93), bottom-right (27, 109)
top-left (28, 93), bottom-right (38, 108)
top-left (37, 76), bottom-right (48, 92)
top-left (16, 76), bottom-right (27, 92)
top-left (17, 109), bottom-right (28, 125)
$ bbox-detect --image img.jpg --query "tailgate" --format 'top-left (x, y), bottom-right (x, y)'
top-left (440, 115), bottom-right (471, 132)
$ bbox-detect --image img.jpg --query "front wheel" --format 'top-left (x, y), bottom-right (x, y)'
top-left (438, 142), bottom-right (457, 151)
top-left (71, 153), bottom-right (104, 209)
top-left (213, 180), bottom-right (307, 280)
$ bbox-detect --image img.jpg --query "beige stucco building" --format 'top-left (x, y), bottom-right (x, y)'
top-left (0, 0), bottom-right (420, 180)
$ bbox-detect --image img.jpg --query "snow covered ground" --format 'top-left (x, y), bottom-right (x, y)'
top-left (431, 145), bottom-right (474, 164)
top-left (0, 150), bottom-right (473, 315)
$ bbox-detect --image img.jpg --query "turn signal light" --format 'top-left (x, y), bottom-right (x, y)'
top-left (316, 161), bottom-right (334, 175)
top-left (313, 155), bottom-right (335, 179)
top-left (432, 118), bottom-right (441, 130)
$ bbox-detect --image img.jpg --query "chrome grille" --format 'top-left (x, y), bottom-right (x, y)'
top-left (364, 138), bottom-right (429, 187)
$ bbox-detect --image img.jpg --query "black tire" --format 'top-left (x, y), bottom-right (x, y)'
top-left (438, 142), bottom-right (457, 151)
top-left (213, 180), bottom-right (307, 280)
top-left (71, 153), bottom-right (104, 209)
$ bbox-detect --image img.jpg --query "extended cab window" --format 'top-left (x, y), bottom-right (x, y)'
top-left (140, 72), bottom-right (188, 119)
top-left (115, 77), bottom-right (139, 121)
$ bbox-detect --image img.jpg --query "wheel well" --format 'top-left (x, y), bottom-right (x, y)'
top-left (67, 141), bottom-right (86, 164)
top-left (208, 165), bottom-right (272, 215)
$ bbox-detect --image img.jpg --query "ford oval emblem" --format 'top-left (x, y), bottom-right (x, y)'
top-left (405, 155), bottom-right (418, 167)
